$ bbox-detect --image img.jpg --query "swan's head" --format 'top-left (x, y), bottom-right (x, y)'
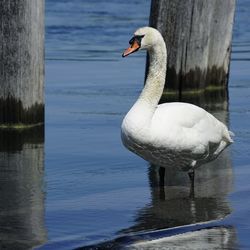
top-left (122, 27), bottom-right (163, 57)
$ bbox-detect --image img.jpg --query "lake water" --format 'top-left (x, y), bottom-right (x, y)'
top-left (0, 0), bottom-right (249, 249)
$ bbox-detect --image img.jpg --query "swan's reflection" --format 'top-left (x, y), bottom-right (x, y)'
top-left (122, 147), bottom-right (233, 233)
top-left (120, 108), bottom-right (237, 249)
top-left (0, 126), bottom-right (46, 249)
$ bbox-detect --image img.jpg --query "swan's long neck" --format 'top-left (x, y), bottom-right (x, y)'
top-left (136, 39), bottom-right (167, 109)
top-left (123, 36), bottom-right (167, 131)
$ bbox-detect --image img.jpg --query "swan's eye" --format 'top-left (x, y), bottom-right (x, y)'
top-left (129, 35), bottom-right (145, 46)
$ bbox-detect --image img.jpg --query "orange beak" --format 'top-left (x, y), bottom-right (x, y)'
top-left (122, 40), bottom-right (140, 57)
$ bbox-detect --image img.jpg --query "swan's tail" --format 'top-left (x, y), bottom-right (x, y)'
top-left (229, 130), bottom-right (235, 137)
top-left (221, 120), bottom-right (234, 143)
top-left (228, 130), bottom-right (235, 143)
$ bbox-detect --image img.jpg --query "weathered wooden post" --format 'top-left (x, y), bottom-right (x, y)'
top-left (0, 0), bottom-right (44, 127)
top-left (149, 0), bottom-right (236, 106)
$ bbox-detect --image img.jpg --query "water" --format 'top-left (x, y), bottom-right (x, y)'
top-left (0, 0), bottom-right (249, 249)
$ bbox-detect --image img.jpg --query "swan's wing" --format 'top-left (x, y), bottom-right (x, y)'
top-left (153, 102), bottom-right (209, 129)
top-left (151, 102), bottom-right (230, 155)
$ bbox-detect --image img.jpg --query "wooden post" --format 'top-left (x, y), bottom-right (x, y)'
top-left (149, 0), bottom-right (236, 105)
top-left (0, 0), bottom-right (44, 127)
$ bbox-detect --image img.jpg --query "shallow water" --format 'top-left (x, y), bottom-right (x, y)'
top-left (0, 0), bottom-right (249, 249)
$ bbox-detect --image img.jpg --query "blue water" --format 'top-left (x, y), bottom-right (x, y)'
top-left (45, 0), bottom-right (149, 61)
top-left (0, 0), bottom-right (249, 249)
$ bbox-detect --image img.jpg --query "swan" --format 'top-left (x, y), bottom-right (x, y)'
top-left (121, 27), bottom-right (233, 184)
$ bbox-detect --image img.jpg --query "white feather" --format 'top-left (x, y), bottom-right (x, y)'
top-left (121, 27), bottom-right (233, 171)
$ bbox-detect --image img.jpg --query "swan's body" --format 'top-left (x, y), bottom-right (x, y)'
top-left (121, 27), bottom-right (233, 172)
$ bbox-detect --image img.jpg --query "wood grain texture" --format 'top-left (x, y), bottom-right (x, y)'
top-left (0, 0), bottom-right (44, 125)
top-left (149, 0), bottom-right (236, 101)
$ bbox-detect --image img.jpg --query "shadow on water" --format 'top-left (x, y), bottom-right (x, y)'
top-left (0, 126), bottom-right (47, 250)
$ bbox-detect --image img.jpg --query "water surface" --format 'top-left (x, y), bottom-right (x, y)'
top-left (43, 1), bottom-right (250, 248)
top-left (0, 0), bottom-right (249, 249)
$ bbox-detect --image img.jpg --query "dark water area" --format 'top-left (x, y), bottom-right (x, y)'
top-left (0, 0), bottom-right (249, 249)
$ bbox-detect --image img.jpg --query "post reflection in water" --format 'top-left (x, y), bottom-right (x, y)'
top-left (120, 107), bottom-right (238, 249)
top-left (0, 126), bottom-right (46, 250)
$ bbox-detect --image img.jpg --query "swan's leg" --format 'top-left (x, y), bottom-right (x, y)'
top-left (188, 170), bottom-right (195, 198)
top-left (159, 167), bottom-right (165, 187)
top-left (159, 167), bottom-right (165, 200)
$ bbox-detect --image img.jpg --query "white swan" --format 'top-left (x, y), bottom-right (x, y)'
top-left (121, 27), bottom-right (233, 179)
